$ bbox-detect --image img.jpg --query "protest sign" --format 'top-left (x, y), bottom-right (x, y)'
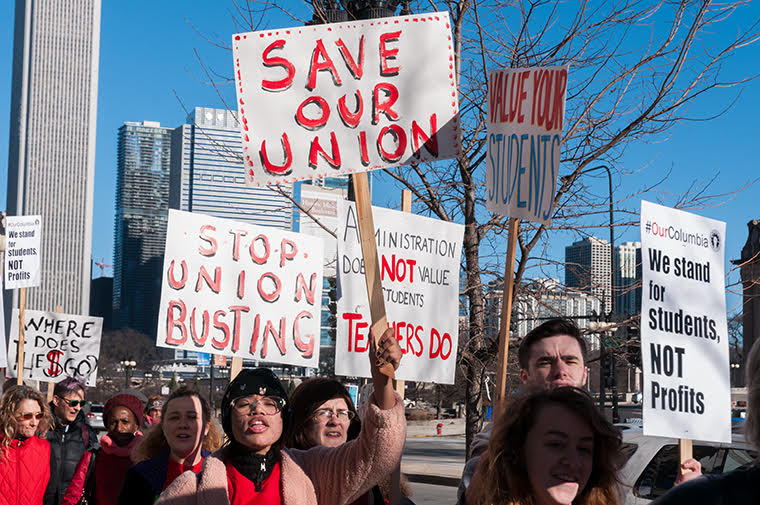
top-left (156, 210), bottom-right (324, 369)
top-left (6, 309), bottom-right (102, 386)
top-left (336, 200), bottom-right (464, 383)
top-left (232, 12), bottom-right (460, 186)
top-left (0, 285), bottom-right (6, 369)
top-left (640, 200), bottom-right (730, 443)
top-left (485, 66), bottom-right (568, 224)
top-left (4, 215), bottom-right (41, 289)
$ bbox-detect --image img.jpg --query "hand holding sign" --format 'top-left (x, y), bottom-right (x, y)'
top-left (369, 327), bottom-right (403, 410)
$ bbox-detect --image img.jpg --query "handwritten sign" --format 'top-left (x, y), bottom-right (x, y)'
top-left (4, 215), bottom-right (42, 289)
top-left (640, 201), bottom-right (730, 443)
top-left (336, 201), bottom-right (463, 383)
top-left (6, 310), bottom-right (102, 386)
top-left (486, 66), bottom-right (568, 224)
top-left (232, 12), bottom-right (460, 186)
top-left (156, 210), bottom-right (324, 368)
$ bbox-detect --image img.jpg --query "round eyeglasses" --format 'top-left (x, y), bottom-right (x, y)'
top-left (231, 396), bottom-right (286, 416)
top-left (313, 408), bottom-right (356, 422)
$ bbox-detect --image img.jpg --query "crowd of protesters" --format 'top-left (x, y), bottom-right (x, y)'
top-left (0, 317), bottom-right (758, 505)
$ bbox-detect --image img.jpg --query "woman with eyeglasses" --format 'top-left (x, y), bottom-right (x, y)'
top-left (63, 392), bottom-right (145, 505)
top-left (115, 387), bottom-right (222, 505)
top-left (0, 385), bottom-right (57, 505)
top-left (157, 327), bottom-right (406, 505)
top-left (287, 378), bottom-right (415, 504)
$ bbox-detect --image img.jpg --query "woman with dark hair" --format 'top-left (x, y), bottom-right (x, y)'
top-left (469, 387), bottom-right (624, 505)
top-left (157, 328), bottom-right (406, 505)
top-left (0, 385), bottom-right (57, 505)
top-left (116, 387), bottom-right (221, 504)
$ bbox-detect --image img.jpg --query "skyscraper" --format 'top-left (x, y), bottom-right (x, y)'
top-left (565, 237), bottom-right (612, 311)
top-left (113, 121), bottom-right (172, 337)
top-left (6, 0), bottom-right (101, 315)
top-left (614, 241), bottom-right (642, 317)
top-left (169, 107), bottom-right (293, 228)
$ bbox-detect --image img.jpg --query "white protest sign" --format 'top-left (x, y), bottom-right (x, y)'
top-left (156, 210), bottom-right (324, 369)
top-left (0, 285), bottom-right (6, 369)
top-left (4, 215), bottom-right (42, 288)
top-left (486, 67), bottom-right (568, 224)
top-left (336, 201), bottom-right (464, 384)
top-left (640, 200), bottom-right (730, 443)
top-left (6, 309), bottom-right (102, 386)
top-left (232, 12), bottom-right (460, 186)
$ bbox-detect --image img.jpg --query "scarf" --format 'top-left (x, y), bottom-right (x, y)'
top-left (99, 431), bottom-right (143, 457)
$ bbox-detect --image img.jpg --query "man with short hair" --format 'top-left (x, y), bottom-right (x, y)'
top-left (458, 317), bottom-right (588, 504)
top-left (47, 376), bottom-right (97, 505)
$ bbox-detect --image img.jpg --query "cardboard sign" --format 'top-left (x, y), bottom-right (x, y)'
top-left (640, 201), bottom-right (730, 443)
top-left (156, 210), bottom-right (324, 368)
top-left (232, 12), bottom-right (460, 186)
top-left (4, 215), bottom-right (42, 289)
top-left (0, 286), bottom-right (6, 369)
top-left (6, 309), bottom-right (102, 386)
top-left (336, 201), bottom-right (463, 383)
top-left (486, 67), bottom-right (568, 224)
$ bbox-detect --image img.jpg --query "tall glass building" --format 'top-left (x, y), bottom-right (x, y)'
top-left (113, 121), bottom-right (172, 337)
top-left (6, 0), bottom-right (101, 318)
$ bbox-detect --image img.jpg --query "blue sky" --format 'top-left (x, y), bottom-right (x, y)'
top-left (0, 1), bottom-right (758, 314)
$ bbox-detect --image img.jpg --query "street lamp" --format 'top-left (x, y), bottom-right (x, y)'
top-left (119, 360), bottom-right (136, 389)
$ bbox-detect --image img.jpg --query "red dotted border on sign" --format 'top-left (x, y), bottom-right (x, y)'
top-left (233, 13), bottom-right (460, 186)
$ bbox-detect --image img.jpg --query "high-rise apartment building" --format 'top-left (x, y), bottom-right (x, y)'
top-left (614, 241), bottom-right (642, 317)
top-left (737, 220), bottom-right (760, 381)
top-left (6, 0), bottom-right (101, 316)
top-left (113, 121), bottom-right (172, 337)
top-left (565, 237), bottom-right (612, 310)
top-left (169, 107), bottom-right (292, 229)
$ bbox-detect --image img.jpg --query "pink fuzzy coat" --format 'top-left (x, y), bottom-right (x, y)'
top-left (155, 394), bottom-right (406, 505)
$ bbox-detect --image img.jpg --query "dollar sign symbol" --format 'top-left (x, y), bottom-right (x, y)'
top-left (46, 350), bottom-right (64, 377)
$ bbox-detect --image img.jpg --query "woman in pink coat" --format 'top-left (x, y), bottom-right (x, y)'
top-left (156, 328), bottom-right (406, 505)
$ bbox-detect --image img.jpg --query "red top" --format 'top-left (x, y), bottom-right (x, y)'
top-left (164, 457), bottom-right (203, 491)
top-left (225, 460), bottom-right (282, 505)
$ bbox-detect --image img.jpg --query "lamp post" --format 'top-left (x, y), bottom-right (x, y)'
top-left (119, 360), bottom-right (136, 389)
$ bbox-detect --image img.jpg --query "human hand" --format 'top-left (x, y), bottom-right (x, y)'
top-left (674, 458), bottom-right (702, 486)
top-left (371, 327), bottom-right (402, 371)
top-left (369, 327), bottom-right (401, 410)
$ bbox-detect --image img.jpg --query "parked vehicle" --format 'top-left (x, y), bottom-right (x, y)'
top-left (620, 430), bottom-right (757, 504)
top-left (86, 402), bottom-right (105, 431)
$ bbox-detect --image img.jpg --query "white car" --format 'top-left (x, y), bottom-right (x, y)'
top-left (86, 403), bottom-right (105, 431)
top-left (619, 428), bottom-right (757, 504)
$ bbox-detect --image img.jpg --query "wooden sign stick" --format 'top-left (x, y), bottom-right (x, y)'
top-left (16, 288), bottom-right (26, 386)
top-left (679, 438), bottom-right (693, 473)
top-left (46, 305), bottom-right (64, 402)
top-left (390, 189), bottom-right (412, 505)
top-left (494, 218), bottom-right (519, 417)
top-left (351, 172), bottom-right (395, 378)
top-left (230, 357), bottom-right (243, 381)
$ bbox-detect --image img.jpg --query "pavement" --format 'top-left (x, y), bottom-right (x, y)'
top-left (402, 419), bottom-right (466, 487)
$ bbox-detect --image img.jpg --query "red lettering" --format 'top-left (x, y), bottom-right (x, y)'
top-left (195, 265), bottom-right (221, 293)
top-left (211, 310), bottom-right (230, 350)
top-left (379, 31), bottom-right (401, 76)
top-left (308, 132), bottom-right (341, 169)
top-left (337, 90), bottom-right (363, 128)
top-left (294, 272), bottom-right (317, 305)
top-left (190, 308), bottom-right (209, 346)
top-left (257, 272), bottom-right (282, 302)
top-left (249, 234), bottom-right (270, 264)
top-left (358, 131), bottom-right (370, 166)
top-left (250, 314), bottom-right (262, 356)
top-left (260, 133), bottom-right (293, 175)
top-left (261, 39), bottom-right (295, 91)
top-left (307, 39), bottom-right (341, 91)
top-left (372, 82), bottom-right (399, 123)
top-left (411, 114), bottom-right (438, 158)
top-left (199, 225), bottom-right (217, 256)
top-left (229, 229), bottom-right (248, 260)
top-left (280, 238), bottom-right (298, 267)
top-left (295, 96), bottom-right (330, 130)
top-left (265, 318), bottom-right (287, 357)
top-left (517, 70), bottom-right (530, 123)
top-left (166, 300), bottom-right (187, 345)
top-left (343, 312), bottom-right (362, 352)
top-left (407, 259), bottom-right (416, 282)
top-left (335, 36), bottom-right (364, 79)
top-left (381, 254), bottom-right (395, 281)
top-left (228, 305), bottom-right (250, 353)
top-left (489, 71), bottom-right (502, 123)
top-left (377, 124), bottom-right (406, 163)
top-left (414, 326), bottom-right (424, 357)
top-left (167, 260), bottom-right (188, 290)
top-left (552, 68), bottom-right (567, 131)
top-left (237, 270), bottom-right (246, 299)
top-left (293, 311), bottom-right (315, 358)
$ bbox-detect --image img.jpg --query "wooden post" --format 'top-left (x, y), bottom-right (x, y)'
top-left (16, 288), bottom-right (26, 386)
top-left (230, 357), bottom-right (243, 381)
top-left (390, 189), bottom-right (412, 505)
top-left (351, 172), bottom-right (394, 378)
top-left (679, 438), bottom-right (693, 472)
top-left (494, 218), bottom-right (519, 417)
top-left (46, 305), bottom-right (64, 402)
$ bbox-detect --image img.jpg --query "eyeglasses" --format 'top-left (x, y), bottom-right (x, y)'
top-left (57, 396), bottom-right (87, 407)
top-left (231, 396), bottom-right (285, 416)
top-left (16, 412), bottom-right (44, 421)
top-left (314, 408), bottom-right (356, 422)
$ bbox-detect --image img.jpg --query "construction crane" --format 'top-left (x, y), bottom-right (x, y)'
top-left (93, 257), bottom-right (113, 277)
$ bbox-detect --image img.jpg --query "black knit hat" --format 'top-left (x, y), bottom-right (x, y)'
top-left (221, 368), bottom-right (291, 441)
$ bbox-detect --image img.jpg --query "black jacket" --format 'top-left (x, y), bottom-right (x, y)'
top-left (46, 405), bottom-right (98, 505)
top-left (652, 464), bottom-right (760, 505)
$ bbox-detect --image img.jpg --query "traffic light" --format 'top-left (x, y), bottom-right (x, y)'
top-left (602, 354), bottom-right (616, 389)
top-left (327, 276), bottom-right (337, 340)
